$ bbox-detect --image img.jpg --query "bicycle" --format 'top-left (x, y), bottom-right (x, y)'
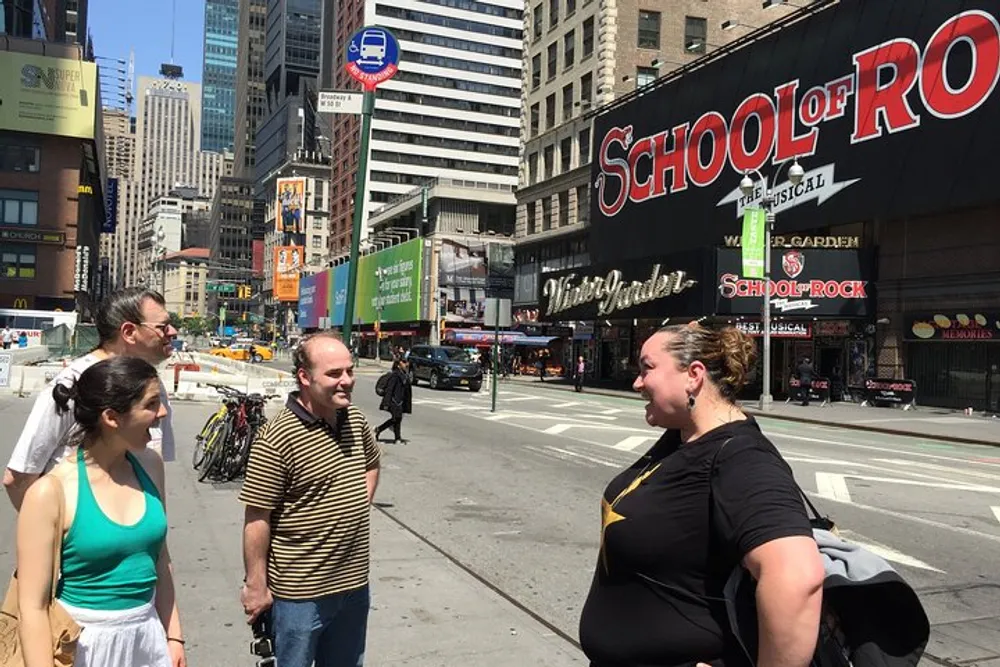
top-left (193, 384), bottom-right (278, 483)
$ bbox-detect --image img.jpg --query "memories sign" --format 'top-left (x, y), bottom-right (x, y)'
top-left (590, 1), bottom-right (1000, 263)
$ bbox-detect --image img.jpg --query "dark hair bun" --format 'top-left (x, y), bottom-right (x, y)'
top-left (51, 381), bottom-right (77, 414)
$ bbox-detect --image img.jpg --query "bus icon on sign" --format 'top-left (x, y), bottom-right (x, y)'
top-left (359, 30), bottom-right (386, 65)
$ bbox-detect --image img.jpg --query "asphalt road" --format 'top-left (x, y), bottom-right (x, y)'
top-left (351, 374), bottom-right (1000, 667)
top-left (2, 373), bottom-right (998, 666)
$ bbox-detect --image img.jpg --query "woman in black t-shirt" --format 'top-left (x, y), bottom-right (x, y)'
top-left (579, 324), bottom-right (824, 667)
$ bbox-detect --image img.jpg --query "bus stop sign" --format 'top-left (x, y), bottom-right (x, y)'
top-left (345, 26), bottom-right (400, 91)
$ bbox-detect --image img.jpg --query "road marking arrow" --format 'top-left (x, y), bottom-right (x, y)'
top-left (815, 473), bottom-right (852, 503)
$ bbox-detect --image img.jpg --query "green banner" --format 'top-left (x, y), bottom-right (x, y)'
top-left (356, 238), bottom-right (424, 324)
top-left (741, 207), bottom-right (766, 279)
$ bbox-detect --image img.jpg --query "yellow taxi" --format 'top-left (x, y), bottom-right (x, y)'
top-left (208, 341), bottom-right (274, 363)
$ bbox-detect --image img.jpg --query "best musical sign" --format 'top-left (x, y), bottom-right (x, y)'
top-left (590, 2), bottom-right (1000, 264)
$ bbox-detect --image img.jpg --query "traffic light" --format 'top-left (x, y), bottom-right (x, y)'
top-left (237, 285), bottom-right (252, 300)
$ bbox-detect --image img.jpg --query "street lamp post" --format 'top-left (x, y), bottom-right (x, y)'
top-left (738, 159), bottom-right (805, 411)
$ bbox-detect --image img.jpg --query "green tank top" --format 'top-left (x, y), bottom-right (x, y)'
top-left (58, 452), bottom-right (168, 611)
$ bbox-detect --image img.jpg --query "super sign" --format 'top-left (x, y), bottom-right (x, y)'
top-left (345, 26), bottom-right (400, 91)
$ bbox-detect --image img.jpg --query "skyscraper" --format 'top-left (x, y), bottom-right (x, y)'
top-left (117, 76), bottom-right (224, 287)
top-left (254, 0), bottom-right (323, 185)
top-left (327, 0), bottom-right (523, 255)
top-left (233, 0), bottom-right (266, 177)
top-left (201, 0), bottom-right (239, 153)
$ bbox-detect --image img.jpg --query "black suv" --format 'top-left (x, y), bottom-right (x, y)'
top-left (408, 345), bottom-right (482, 392)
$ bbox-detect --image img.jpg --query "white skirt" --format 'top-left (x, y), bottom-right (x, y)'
top-left (59, 599), bottom-right (171, 667)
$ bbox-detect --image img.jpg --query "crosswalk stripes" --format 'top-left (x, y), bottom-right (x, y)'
top-left (612, 436), bottom-right (657, 452)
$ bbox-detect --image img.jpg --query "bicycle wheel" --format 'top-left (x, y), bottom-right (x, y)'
top-left (198, 415), bottom-right (232, 483)
top-left (193, 410), bottom-right (224, 470)
top-left (220, 424), bottom-right (250, 482)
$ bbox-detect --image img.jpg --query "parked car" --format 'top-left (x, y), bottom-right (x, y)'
top-left (209, 342), bottom-right (273, 363)
top-left (408, 344), bottom-right (482, 391)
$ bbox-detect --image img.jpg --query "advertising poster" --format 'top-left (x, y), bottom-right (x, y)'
top-left (438, 238), bottom-right (487, 287)
top-left (298, 269), bottom-right (332, 329)
top-left (276, 177), bottom-right (306, 234)
top-left (330, 262), bottom-right (350, 327)
top-left (273, 246), bottom-right (302, 302)
top-left (356, 238), bottom-right (423, 324)
top-left (0, 52), bottom-right (98, 139)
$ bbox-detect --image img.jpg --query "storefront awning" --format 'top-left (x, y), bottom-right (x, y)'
top-left (511, 336), bottom-right (559, 348)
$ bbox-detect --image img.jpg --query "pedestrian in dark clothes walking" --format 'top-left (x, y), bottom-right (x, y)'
top-left (797, 356), bottom-right (814, 406)
top-left (375, 359), bottom-right (412, 444)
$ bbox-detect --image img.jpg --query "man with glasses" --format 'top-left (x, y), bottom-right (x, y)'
top-left (3, 288), bottom-right (179, 510)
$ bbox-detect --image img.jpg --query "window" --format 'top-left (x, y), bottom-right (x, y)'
top-left (564, 30), bottom-right (575, 68)
top-left (312, 218), bottom-right (324, 230)
top-left (526, 203), bottom-right (537, 234)
top-left (0, 144), bottom-right (40, 173)
top-left (549, 0), bottom-right (559, 28)
top-left (532, 4), bottom-right (543, 40)
top-left (582, 18), bottom-right (595, 57)
top-left (530, 103), bottom-right (541, 137)
top-left (638, 10), bottom-right (661, 49)
top-left (636, 66), bottom-right (657, 88)
top-left (311, 253), bottom-right (322, 264)
top-left (0, 190), bottom-right (39, 226)
top-left (528, 152), bottom-right (539, 183)
top-left (559, 191), bottom-right (569, 227)
top-left (562, 83), bottom-right (574, 121)
top-left (579, 127), bottom-right (591, 164)
top-left (543, 145), bottom-right (554, 179)
top-left (0, 243), bottom-right (36, 279)
top-left (566, 0), bottom-right (575, 17)
top-left (532, 54), bottom-right (542, 88)
top-left (311, 236), bottom-right (322, 248)
top-left (545, 93), bottom-right (556, 129)
top-left (576, 185), bottom-right (589, 224)
top-left (580, 72), bottom-right (593, 106)
top-left (685, 16), bottom-right (707, 53)
top-left (547, 42), bottom-right (558, 80)
top-left (560, 136), bottom-right (572, 171)
top-left (542, 197), bottom-right (552, 231)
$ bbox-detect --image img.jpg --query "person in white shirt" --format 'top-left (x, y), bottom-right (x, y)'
top-left (3, 287), bottom-right (179, 511)
top-left (1, 326), bottom-right (11, 349)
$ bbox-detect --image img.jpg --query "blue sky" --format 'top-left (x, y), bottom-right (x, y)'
top-left (90, 0), bottom-right (206, 84)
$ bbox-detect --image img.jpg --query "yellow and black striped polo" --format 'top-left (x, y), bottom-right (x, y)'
top-left (238, 394), bottom-right (381, 599)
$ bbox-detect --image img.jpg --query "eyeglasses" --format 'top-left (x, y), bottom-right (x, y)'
top-left (139, 322), bottom-right (174, 335)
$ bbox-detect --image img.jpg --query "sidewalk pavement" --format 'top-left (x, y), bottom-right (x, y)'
top-left (503, 375), bottom-right (1000, 447)
top-left (368, 509), bottom-right (585, 666)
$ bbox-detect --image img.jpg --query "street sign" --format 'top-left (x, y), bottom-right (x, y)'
top-left (344, 26), bottom-right (400, 91)
top-left (318, 91), bottom-right (364, 115)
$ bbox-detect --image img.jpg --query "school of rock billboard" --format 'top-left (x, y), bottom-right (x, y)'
top-left (590, 1), bottom-right (1000, 263)
top-left (715, 248), bottom-right (874, 317)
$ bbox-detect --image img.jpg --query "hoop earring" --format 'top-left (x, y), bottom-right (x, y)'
top-left (687, 394), bottom-right (696, 410)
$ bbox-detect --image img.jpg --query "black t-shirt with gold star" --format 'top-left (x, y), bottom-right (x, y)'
top-left (578, 417), bottom-right (812, 667)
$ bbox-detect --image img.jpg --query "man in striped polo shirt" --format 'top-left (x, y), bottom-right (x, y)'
top-left (240, 332), bottom-right (381, 667)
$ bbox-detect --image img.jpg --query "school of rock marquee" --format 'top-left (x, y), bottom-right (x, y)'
top-left (539, 0), bottom-right (1000, 396)
top-left (590, 1), bottom-right (1000, 263)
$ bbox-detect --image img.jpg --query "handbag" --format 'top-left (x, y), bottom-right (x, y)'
top-left (0, 478), bottom-right (81, 666)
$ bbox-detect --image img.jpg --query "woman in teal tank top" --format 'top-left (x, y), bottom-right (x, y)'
top-left (16, 357), bottom-right (186, 667)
